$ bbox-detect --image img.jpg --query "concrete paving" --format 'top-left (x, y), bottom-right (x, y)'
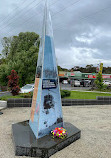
top-left (0, 106), bottom-right (111, 158)
top-left (0, 107), bottom-right (4, 110)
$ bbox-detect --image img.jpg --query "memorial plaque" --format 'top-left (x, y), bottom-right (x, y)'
top-left (42, 79), bottom-right (57, 89)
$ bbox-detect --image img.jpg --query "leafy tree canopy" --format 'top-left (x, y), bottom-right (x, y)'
top-left (0, 32), bottom-right (40, 87)
top-left (95, 72), bottom-right (104, 90)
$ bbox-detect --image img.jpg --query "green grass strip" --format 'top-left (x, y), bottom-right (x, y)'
top-left (1, 90), bottom-right (111, 100)
top-left (65, 91), bottom-right (111, 99)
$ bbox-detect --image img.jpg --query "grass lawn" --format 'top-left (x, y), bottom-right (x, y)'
top-left (0, 92), bottom-right (33, 101)
top-left (0, 95), bottom-right (24, 101)
top-left (1, 91), bottom-right (111, 101)
top-left (65, 91), bottom-right (111, 99)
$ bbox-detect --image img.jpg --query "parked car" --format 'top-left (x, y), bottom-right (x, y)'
top-left (103, 80), bottom-right (111, 86)
top-left (62, 80), bottom-right (68, 84)
top-left (74, 80), bottom-right (80, 87)
top-left (71, 80), bottom-right (80, 87)
top-left (80, 80), bottom-right (91, 87)
top-left (20, 84), bottom-right (34, 93)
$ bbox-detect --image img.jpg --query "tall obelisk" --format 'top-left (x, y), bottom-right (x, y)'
top-left (29, 0), bottom-right (63, 139)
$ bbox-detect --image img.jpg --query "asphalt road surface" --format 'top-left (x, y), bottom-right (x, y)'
top-left (0, 92), bottom-right (11, 97)
top-left (0, 84), bottom-right (90, 98)
top-left (60, 83), bottom-right (91, 91)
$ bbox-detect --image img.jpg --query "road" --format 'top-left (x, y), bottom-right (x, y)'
top-left (0, 91), bottom-right (11, 97)
top-left (0, 84), bottom-right (90, 98)
top-left (60, 83), bottom-right (91, 91)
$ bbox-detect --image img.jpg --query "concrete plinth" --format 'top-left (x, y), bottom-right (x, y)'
top-left (12, 121), bottom-right (81, 158)
top-left (0, 101), bottom-right (7, 108)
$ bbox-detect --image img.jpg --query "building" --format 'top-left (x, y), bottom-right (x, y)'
top-left (59, 71), bottom-right (111, 83)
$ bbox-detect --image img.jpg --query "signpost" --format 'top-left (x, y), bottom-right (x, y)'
top-left (99, 63), bottom-right (103, 74)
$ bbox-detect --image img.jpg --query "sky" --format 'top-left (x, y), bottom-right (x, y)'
top-left (0, 0), bottom-right (111, 69)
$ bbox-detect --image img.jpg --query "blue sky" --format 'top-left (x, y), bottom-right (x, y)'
top-left (0, 0), bottom-right (111, 68)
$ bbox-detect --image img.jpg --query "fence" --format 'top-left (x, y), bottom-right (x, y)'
top-left (7, 96), bottom-right (111, 107)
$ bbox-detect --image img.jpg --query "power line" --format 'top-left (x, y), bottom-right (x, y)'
top-left (0, 0), bottom-right (58, 39)
top-left (0, 0), bottom-right (74, 33)
top-left (49, 0), bottom-right (59, 6)
top-left (1, 0), bottom-right (111, 42)
top-left (53, 2), bottom-right (111, 31)
top-left (0, 0), bottom-right (28, 24)
top-left (0, 0), bottom-right (58, 30)
top-left (52, 0), bottom-right (81, 17)
top-left (0, 0), bottom-right (42, 30)
top-left (1, 0), bottom-right (111, 35)
top-left (0, 3), bottom-right (44, 38)
top-left (0, 0), bottom-right (59, 38)
top-left (0, 0), bottom-right (80, 38)
top-left (0, 0), bottom-right (56, 47)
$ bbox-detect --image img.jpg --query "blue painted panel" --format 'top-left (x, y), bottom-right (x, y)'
top-left (29, 2), bottom-right (63, 139)
top-left (43, 35), bottom-right (57, 79)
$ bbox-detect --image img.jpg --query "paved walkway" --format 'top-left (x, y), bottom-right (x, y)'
top-left (0, 106), bottom-right (111, 158)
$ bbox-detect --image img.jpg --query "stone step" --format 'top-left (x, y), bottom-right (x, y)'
top-left (0, 107), bottom-right (4, 110)
top-left (0, 101), bottom-right (7, 108)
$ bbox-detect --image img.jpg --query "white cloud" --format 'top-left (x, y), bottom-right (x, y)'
top-left (75, 36), bottom-right (94, 44)
top-left (56, 46), bottom-right (111, 69)
top-left (1, 0), bottom-right (111, 68)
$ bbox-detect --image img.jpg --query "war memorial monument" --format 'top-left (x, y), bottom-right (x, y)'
top-left (12, 1), bottom-right (81, 157)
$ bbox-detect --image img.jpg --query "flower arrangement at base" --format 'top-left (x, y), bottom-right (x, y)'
top-left (51, 127), bottom-right (67, 139)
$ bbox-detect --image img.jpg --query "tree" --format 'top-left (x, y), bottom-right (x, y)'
top-left (0, 32), bottom-right (40, 86)
top-left (1, 37), bottom-right (11, 57)
top-left (0, 58), bottom-right (6, 65)
top-left (8, 70), bottom-right (20, 95)
top-left (57, 65), bottom-right (69, 72)
top-left (103, 66), bottom-right (111, 74)
top-left (0, 64), bottom-right (9, 86)
top-left (12, 46), bottom-right (39, 86)
top-left (95, 72), bottom-right (104, 90)
top-left (85, 64), bottom-right (96, 73)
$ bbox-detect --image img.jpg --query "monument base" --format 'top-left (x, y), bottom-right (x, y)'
top-left (12, 121), bottom-right (81, 158)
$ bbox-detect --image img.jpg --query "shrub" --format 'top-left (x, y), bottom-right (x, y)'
top-left (19, 92), bottom-right (33, 98)
top-left (95, 72), bottom-right (104, 90)
top-left (7, 70), bottom-right (20, 96)
top-left (61, 91), bottom-right (65, 98)
top-left (61, 90), bottom-right (71, 98)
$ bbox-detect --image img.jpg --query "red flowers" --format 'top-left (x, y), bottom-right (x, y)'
top-left (51, 127), bottom-right (67, 139)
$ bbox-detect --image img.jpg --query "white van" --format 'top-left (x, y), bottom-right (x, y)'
top-left (74, 80), bottom-right (80, 87)
top-left (71, 80), bottom-right (80, 87)
top-left (62, 80), bottom-right (68, 84)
